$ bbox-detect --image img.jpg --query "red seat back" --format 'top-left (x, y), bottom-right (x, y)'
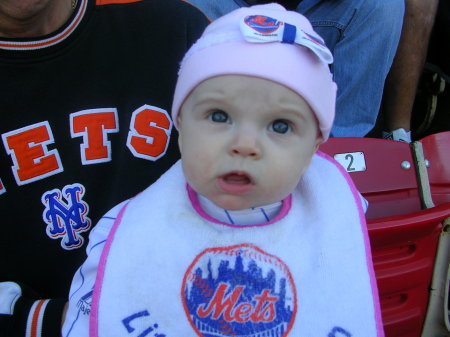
top-left (419, 131), bottom-right (450, 206)
top-left (319, 137), bottom-right (421, 219)
top-left (319, 137), bottom-right (450, 337)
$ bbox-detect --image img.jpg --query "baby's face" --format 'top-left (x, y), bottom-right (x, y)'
top-left (177, 75), bottom-right (322, 210)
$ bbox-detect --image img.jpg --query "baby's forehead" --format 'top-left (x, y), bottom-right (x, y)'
top-left (188, 75), bottom-right (307, 100)
top-left (183, 75), bottom-right (315, 119)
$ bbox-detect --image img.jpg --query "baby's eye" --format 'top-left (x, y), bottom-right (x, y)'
top-left (270, 120), bottom-right (291, 134)
top-left (209, 110), bottom-right (229, 123)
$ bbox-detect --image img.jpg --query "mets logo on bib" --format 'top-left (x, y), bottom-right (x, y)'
top-left (182, 244), bottom-right (297, 337)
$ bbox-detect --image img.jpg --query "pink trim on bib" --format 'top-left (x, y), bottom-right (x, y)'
top-left (317, 151), bottom-right (384, 336)
top-left (186, 184), bottom-right (292, 227)
top-left (89, 201), bottom-right (130, 337)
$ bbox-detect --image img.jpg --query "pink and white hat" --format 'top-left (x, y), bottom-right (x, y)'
top-left (172, 3), bottom-right (337, 140)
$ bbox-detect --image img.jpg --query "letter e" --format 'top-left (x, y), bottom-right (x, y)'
top-left (2, 122), bottom-right (63, 185)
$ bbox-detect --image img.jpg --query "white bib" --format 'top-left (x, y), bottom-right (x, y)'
top-left (90, 153), bottom-right (383, 337)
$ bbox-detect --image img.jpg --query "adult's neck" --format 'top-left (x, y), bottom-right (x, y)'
top-left (0, 0), bottom-right (74, 38)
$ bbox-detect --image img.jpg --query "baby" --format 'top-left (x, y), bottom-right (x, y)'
top-left (62, 4), bottom-right (383, 337)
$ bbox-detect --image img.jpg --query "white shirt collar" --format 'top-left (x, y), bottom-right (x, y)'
top-left (197, 194), bottom-right (283, 226)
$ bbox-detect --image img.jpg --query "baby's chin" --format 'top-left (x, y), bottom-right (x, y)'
top-left (209, 195), bottom-right (255, 211)
top-left (209, 194), bottom-right (273, 211)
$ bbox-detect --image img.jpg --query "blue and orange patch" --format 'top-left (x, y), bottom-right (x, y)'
top-left (244, 15), bottom-right (283, 35)
top-left (182, 243), bottom-right (297, 337)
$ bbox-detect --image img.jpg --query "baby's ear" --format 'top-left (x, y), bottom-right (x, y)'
top-left (314, 136), bottom-right (324, 152)
top-left (176, 115), bottom-right (182, 152)
top-left (176, 113), bottom-right (183, 128)
top-left (178, 134), bottom-right (182, 152)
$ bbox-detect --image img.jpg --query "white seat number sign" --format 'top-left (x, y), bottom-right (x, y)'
top-left (333, 152), bottom-right (366, 172)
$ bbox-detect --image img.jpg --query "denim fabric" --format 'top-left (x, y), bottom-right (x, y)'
top-left (187, 0), bottom-right (240, 21)
top-left (186, 0), bottom-right (404, 137)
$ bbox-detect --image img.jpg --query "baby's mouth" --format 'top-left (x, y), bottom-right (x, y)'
top-left (222, 172), bottom-right (252, 185)
top-left (217, 171), bottom-right (254, 194)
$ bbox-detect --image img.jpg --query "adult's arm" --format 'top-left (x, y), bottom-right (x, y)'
top-left (0, 282), bottom-right (67, 337)
top-left (382, 0), bottom-right (439, 142)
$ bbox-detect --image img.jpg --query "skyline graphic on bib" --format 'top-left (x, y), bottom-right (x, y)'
top-left (182, 244), bottom-right (297, 337)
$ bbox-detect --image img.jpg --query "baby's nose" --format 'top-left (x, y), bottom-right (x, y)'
top-left (229, 131), bottom-right (261, 159)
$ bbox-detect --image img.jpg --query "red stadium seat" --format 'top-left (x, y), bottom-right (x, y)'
top-left (319, 137), bottom-right (450, 337)
top-left (417, 132), bottom-right (450, 337)
top-left (319, 137), bottom-right (421, 219)
top-left (419, 131), bottom-right (450, 206)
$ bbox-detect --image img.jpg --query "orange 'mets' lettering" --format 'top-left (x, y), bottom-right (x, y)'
top-left (2, 122), bottom-right (63, 185)
top-left (127, 105), bottom-right (172, 161)
top-left (71, 109), bottom-right (119, 164)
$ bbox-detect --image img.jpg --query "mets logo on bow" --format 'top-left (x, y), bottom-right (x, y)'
top-left (41, 183), bottom-right (91, 250)
top-left (182, 243), bottom-right (297, 337)
top-left (244, 15), bottom-right (283, 35)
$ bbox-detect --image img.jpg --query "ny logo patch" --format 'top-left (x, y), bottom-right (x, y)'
top-left (42, 183), bottom-right (91, 250)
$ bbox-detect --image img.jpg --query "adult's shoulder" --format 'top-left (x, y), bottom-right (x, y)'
top-left (96, 0), bottom-right (209, 22)
top-left (160, 0), bottom-right (210, 34)
top-left (98, 0), bottom-right (209, 41)
top-left (157, 0), bottom-right (210, 18)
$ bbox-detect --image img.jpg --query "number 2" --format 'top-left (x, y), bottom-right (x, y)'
top-left (345, 154), bottom-right (355, 172)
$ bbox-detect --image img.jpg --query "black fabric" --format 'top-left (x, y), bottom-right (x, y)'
top-left (41, 299), bottom-right (67, 337)
top-left (427, 0), bottom-right (450, 75)
top-left (0, 285), bottom-right (66, 337)
top-left (0, 283), bottom-right (38, 337)
top-left (410, 0), bottom-right (450, 138)
top-left (0, 0), bottom-right (207, 306)
top-left (0, 298), bottom-right (33, 337)
top-left (0, 298), bottom-right (34, 337)
top-left (241, 0), bottom-right (302, 10)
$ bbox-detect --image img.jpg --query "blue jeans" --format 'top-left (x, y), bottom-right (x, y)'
top-left (188, 0), bottom-right (404, 137)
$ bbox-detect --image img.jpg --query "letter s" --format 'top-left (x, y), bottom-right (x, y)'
top-left (127, 105), bottom-right (172, 161)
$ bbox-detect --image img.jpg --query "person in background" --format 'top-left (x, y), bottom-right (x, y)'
top-left (186, 0), bottom-right (404, 139)
top-left (381, 0), bottom-right (439, 142)
top-left (0, 0), bottom-right (208, 336)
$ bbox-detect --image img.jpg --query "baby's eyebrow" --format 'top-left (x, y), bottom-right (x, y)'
top-left (193, 90), bottom-right (227, 102)
top-left (275, 106), bottom-right (310, 123)
top-left (190, 95), bottom-right (228, 110)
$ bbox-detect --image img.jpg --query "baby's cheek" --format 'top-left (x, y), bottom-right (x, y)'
top-left (184, 152), bottom-right (214, 184)
top-left (269, 164), bottom-right (302, 195)
top-left (196, 152), bottom-right (215, 175)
